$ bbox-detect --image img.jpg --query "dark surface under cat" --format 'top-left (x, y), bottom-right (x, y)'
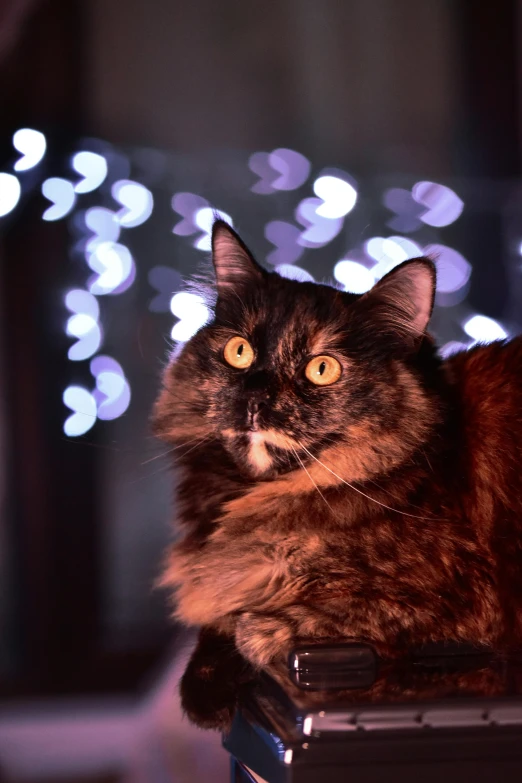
top-left (153, 219), bottom-right (522, 731)
top-left (225, 649), bottom-right (522, 783)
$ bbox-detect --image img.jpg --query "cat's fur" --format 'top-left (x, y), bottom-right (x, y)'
top-left (153, 220), bottom-right (522, 728)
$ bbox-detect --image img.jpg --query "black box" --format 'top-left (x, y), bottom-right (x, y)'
top-left (224, 647), bottom-right (522, 782)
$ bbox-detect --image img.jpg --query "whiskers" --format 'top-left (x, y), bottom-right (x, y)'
top-left (175, 433), bottom-right (213, 460)
top-left (290, 445), bottom-right (338, 518)
top-left (128, 433), bottom-right (213, 486)
top-left (295, 440), bottom-right (436, 521)
top-left (140, 434), bottom-right (211, 466)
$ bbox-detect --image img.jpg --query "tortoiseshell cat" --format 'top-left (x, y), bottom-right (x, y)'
top-left (153, 220), bottom-right (522, 729)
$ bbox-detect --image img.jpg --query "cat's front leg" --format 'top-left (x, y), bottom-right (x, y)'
top-left (234, 612), bottom-right (294, 668)
top-left (180, 627), bottom-right (255, 730)
top-left (234, 611), bottom-right (403, 669)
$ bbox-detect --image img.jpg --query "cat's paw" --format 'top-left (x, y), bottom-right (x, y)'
top-left (179, 662), bottom-right (239, 731)
top-left (235, 612), bottom-right (293, 668)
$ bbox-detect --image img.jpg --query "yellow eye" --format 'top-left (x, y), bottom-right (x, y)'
top-left (223, 336), bottom-right (255, 369)
top-left (305, 355), bottom-right (342, 386)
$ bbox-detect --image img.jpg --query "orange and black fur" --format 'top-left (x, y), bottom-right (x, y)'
top-left (153, 220), bottom-right (522, 728)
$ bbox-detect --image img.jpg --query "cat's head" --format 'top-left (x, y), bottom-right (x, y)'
top-left (153, 221), bottom-right (441, 481)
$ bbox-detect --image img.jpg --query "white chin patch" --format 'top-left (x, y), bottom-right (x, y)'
top-left (248, 432), bottom-right (273, 473)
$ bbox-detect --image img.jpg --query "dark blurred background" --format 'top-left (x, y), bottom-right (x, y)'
top-left (1, 1), bottom-right (522, 781)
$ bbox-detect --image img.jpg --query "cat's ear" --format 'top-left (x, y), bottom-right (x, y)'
top-left (361, 258), bottom-right (436, 345)
top-left (211, 220), bottom-right (266, 293)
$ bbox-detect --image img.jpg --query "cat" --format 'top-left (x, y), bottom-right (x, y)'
top-left (153, 219), bottom-right (522, 729)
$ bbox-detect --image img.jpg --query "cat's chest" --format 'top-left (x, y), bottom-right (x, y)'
top-left (169, 528), bottom-right (322, 628)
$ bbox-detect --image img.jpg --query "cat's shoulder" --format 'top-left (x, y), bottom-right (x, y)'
top-left (445, 335), bottom-right (522, 376)
top-left (444, 335), bottom-right (522, 409)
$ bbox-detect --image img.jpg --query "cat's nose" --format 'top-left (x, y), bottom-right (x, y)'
top-left (247, 394), bottom-right (269, 430)
top-left (245, 372), bottom-right (272, 430)
top-left (247, 397), bottom-right (268, 416)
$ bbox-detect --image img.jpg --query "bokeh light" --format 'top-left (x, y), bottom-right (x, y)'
top-left (463, 315), bottom-right (508, 343)
top-left (87, 241), bottom-right (136, 295)
top-left (0, 172), bottom-right (21, 217)
top-left (366, 236), bottom-right (422, 278)
top-left (12, 128), bottom-right (46, 171)
top-left (275, 264), bottom-right (315, 282)
top-left (268, 148), bottom-right (311, 191)
top-left (313, 175), bottom-right (357, 218)
top-left (172, 192), bottom-right (209, 235)
top-left (425, 244), bottom-right (472, 305)
top-left (440, 341), bottom-right (471, 358)
top-left (91, 355), bottom-right (131, 421)
top-left (193, 207), bottom-right (233, 250)
top-left (111, 180), bottom-right (153, 228)
top-left (84, 206), bottom-right (121, 252)
top-left (383, 187), bottom-right (424, 233)
top-left (264, 221), bottom-right (304, 265)
top-left (249, 148), bottom-right (310, 194)
top-left (296, 197), bottom-right (344, 247)
top-left (42, 178), bottom-right (76, 221)
top-left (63, 386), bottom-right (97, 437)
top-left (72, 151), bottom-right (108, 193)
top-left (334, 260), bottom-right (375, 293)
top-left (170, 292), bottom-right (210, 341)
top-left (65, 289), bottom-right (102, 361)
top-left (412, 181), bottom-right (464, 227)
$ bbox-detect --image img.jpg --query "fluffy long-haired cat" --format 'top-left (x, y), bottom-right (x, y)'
top-left (153, 220), bottom-right (522, 728)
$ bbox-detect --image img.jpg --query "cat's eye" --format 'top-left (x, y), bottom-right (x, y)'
top-left (223, 336), bottom-right (255, 369)
top-left (305, 355), bottom-right (342, 386)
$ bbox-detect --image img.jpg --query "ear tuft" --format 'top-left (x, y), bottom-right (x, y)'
top-left (211, 220), bottom-right (265, 292)
top-left (362, 258), bottom-right (436, 344)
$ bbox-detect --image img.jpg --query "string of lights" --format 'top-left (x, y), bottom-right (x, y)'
top-left (0, 129), bottom-right (511, 438)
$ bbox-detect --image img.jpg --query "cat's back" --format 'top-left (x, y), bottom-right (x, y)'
top-left (445, 336), bottom-right (522, 506)
top-left (446, 336), bottom-right (522, 417)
